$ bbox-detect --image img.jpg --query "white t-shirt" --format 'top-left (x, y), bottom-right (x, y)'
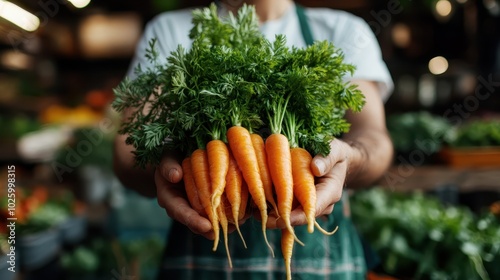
top-left (127, 3), bottom-right (394, 101)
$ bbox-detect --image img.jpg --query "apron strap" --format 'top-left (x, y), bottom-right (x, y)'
top-left (295, 4), bottom-right (314, 46)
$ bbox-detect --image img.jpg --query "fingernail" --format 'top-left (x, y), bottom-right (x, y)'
top-left (168, 168), bottom-right (177, 182)
top-left (315, 160), bottom-right (325, 175)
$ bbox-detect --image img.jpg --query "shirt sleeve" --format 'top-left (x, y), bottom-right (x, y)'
top-left (126, 20), bottom-right (157, 79)
top-left (334, 15), bottom-right (394, 102)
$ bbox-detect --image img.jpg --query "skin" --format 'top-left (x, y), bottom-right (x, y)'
top-left (112, 0), bottom-right (394, 239)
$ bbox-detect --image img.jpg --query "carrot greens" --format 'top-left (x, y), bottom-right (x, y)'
top-left (112, 2), bottom-right (364, 165)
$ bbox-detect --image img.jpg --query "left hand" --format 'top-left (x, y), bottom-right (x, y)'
top-left (266, 138), bottom-right (354, 229)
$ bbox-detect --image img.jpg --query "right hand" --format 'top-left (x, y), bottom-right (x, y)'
top-left (154, 154), bottom-right (215, 240)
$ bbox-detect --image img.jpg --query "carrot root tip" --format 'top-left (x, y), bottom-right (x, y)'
top-left (314, 220), bottom-right (339, 236)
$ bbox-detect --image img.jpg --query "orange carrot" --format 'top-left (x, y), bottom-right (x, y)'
top-left (217, 198), bottom-right (233, 268)
top-left (207, 139), bottom-right (229, 218)
top-left (238, 180), bottom-right (249, 221)
top-left (190, 149), bottom-right (219, 251)
top-left (227, 125), bottom-right (274, 257)
top-left (290, 147), bottom-right (316, 233)
top-left (251, 133), bottom-right (279, 215)
top-left (224, 148), bottom-right (247, 248)
top-left (285, 112), bottom-right (339, 236)
top-left (266, 133), bottom-right (303, 246)
top-left (182, 157), bottom-right (205, 216)
top-left (291, 148), bottom-right (339, 235)
top-left (281, 228), bottom-right (294, 280)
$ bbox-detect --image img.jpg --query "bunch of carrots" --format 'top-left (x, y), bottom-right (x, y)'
top-left (112, 4), bottom-right (365, 280)
top-left (181, 101), bottom-right (341, 279)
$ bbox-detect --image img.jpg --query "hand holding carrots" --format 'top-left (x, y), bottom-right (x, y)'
top-left (155, 153), bottom-right (251, 240)
top-left (264, 138), bottom-right (352, 229)
top-left (154, 154), bottom-right (214, 240)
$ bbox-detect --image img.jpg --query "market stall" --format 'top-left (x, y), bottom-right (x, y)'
top-left (1, 0), bottom-right (499, 279)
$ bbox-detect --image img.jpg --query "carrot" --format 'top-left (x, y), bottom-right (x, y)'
top-left (281, 228), bottom-right (294, 280)
top-left (264, 96), bottom-right (303, 246)
top-left (182, 157), bottom-right (205, 216)
top-left (207, 139), bottom-right (229, 218)
top-left (290, 147), bottom-right (316, 233)
top-left (285, 112), bottom-right (340, 236)
top-left (190, 148), bottom-right (220, 251)
top-left (238, 180), bottom-right (249, 221)
top-left (227, 125), bottom-right (274, 257)
top-left (217, 198), bottom-right (233, 268)
top-left (251, 133), bottom-right (279, 215)
top-left (266, 133), bottom-right (303, 246)
top-left (224, 148), bottom-right (247, 248)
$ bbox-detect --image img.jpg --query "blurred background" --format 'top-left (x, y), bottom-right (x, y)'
top-left (0, 0), bottom-right (499, 279)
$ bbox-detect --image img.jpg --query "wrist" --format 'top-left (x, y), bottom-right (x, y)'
top-left (342, 139), bottom-right (368, 187)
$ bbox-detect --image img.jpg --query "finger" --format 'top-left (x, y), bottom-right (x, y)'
top-left (314, 163), bottom-right (346, 216)
top-left (311, 140), bottom-right (348, 177)
top-left (289, 206), bottom-right (308, 227)
top-left (264, 213), bottom-right (285, 229)
top-left (158, 154), bottom-right (184, 183)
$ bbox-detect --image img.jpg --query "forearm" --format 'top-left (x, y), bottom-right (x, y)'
top-left (341, 79), bottom-right (394, 189)
top-left (342, 127), bottom-right (393, 189)
top-left (113, 133), bottom-right (157, 198)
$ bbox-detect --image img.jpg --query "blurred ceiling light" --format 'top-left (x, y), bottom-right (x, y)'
top-left (483, 0), bottom-right (500, 16)
top-left (79, 13), bottom-right (141, 58)
top-left (0, 0), bottom-right (40, 32)
top-left (1, 50), bottom-right (33, 70)
top-left (428, 56), bottom-right (449, 75)
top-left (392, 23), bottom-right (411, 48)
top-left (68, 0), bottom-right (91, 9)
top-left (435, 0), bottom-right (453, 17)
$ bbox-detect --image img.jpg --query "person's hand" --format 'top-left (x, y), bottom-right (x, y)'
top-left (154, 154), bottom-right (216, 239)
top-left (155, 153), bottom-right (250, 239)
top-left (266, 138), bottom-right (354, 229)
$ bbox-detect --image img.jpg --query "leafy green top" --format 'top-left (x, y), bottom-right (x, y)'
top-left (112, 3), bottom-right (365, 168)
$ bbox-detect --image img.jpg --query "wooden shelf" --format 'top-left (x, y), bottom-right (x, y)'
top-left (378, 165), bottom-right (500, 193)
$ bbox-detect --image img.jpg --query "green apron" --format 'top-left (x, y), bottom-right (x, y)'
top-left (157, 4), bottom-right (368, 280)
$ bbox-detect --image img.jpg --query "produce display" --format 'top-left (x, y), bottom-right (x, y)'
top-left (0, 186), bottom-right (84, 235)
top-left (112, 4), bottom-right (364, 278)
top-left (386, 111), bottom-right (452, 155)
top-left (446, 119), bottom-right (500, 148)
top-left (351, 187), bottom-right (500, 280)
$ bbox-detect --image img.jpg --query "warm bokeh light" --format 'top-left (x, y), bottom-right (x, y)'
top-left (78, 13), bottom-right (141, 58)
top-left (392, 23), bottom-right (411, 48)
top-left (68, 0), bottom-right (91, 9)
top-left (483, 0), bottom-right (500, 16)
top-left (0, 0), bottom-right (40, 32)
top-left (0, 50), bottom-right (33, 70)
top-left (435, 0), bottom-right (453, 17)
top-left (428, 56), bottom-right (449, 75)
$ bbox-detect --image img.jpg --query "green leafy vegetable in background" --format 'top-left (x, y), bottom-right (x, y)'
top-left (54, 127), bottom-right (115, 170)
top-left (112, 4), bottom-right (364, 168)
top-left (16, 202), bottom-right (70, 235)
top-left (351, 187), bottom-right (500, 280)
top-left (61, 236), bottom-right (165, 280)
top-left (0, 114), bottom-right (42, 139)
top-left (386, 111), bottom-right (452, 154)
top-left (446, 120), bottom-right (500, 148)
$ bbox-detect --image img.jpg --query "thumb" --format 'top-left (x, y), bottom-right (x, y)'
top-left (311, 156), bottom-right (329, 177)
top-left (311, 140), bottom-right (349, 177)
top-left (159, 156), bottom-right (184, 183)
